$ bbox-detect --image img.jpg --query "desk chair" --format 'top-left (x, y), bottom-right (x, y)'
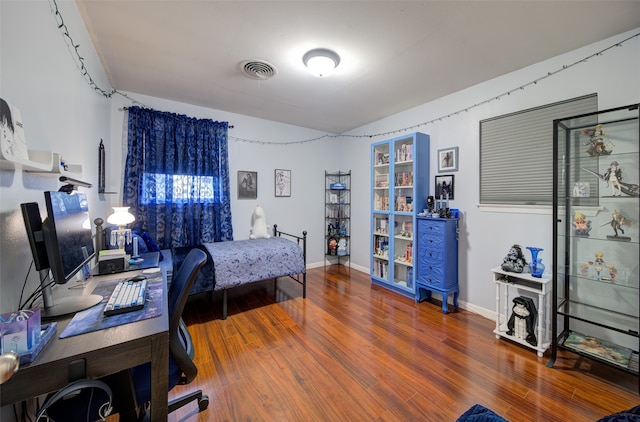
top-left (126, 248), bottom-right (209, 418)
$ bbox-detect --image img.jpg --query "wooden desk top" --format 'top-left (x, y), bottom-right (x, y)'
top-left (0, 270), bottom-right (169, 414)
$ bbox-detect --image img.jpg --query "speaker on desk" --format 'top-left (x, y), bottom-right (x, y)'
top-left (35, 378), bottom-right (113, 421)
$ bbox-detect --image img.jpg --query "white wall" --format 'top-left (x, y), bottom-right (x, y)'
top-left (0, 0), bottom-right (112, 314)
top-left (341, 28), bottom-right (640, 317)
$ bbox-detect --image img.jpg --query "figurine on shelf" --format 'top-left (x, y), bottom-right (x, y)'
top-left (337, 238), bottom-right (347, 256)
top-left (328, 237), bottom-right (338, 255)
top-left (591, 251), bottom-right (605, 266)
top-left (579, 263), bottom-right (589, 275)
top-left (427, 196), bottom-right (435, 214)
top-left (501, 244), bottom-right (527, 273)
top-left (581, 124), bottom-right (614, 156)
top-left (572, 212), bottom-right (592, 237)
top-left (339, 222), bottom-right (347, 237)
top-left (603, 161), bottom-right (623, 197)
top-left (606, 264), bottom-right (618, 281)
top-left (588, 251), bottom-right (605, 281)
top-left (506, 296), bottom-right (538, 346)
top-left (606, 209), bottom-right (632, 241)
top-left (327, 220), bottom-right (340, 237)
top-left (581, 167), bottom-right (639, 197)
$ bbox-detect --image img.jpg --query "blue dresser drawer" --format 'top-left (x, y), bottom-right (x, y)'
top-left (418, 220), bottom-right (445, 237)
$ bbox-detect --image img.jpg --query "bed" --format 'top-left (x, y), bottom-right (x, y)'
top-left (172, 224), bottom-right (307, 319)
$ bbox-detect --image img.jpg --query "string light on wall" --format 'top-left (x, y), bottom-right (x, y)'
top-left (49, 0), bottom-right (116, 98)
top-left (50, 0), bottom-right (638, 145)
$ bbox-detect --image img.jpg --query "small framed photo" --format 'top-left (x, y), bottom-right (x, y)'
top-left (572, 182), bottom-right (590, 197)
top-left (437, 146), bottom-right (459, 173)
top-left (238, 170), bottom-right (257, 199)
top-left (435, 174), bottom-right (455, 200)
top-left (275, 169), bottom-right (291, 197)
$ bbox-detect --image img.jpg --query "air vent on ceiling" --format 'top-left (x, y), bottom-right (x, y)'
top-left (240, 59), bottom-right (278, 80)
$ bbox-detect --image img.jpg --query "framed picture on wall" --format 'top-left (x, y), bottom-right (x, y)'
top-left (238, 170), bottom-right (257, 199)
top-left (435, 174), bottom-right (454, 200)
top-left (437, 146), bottom-right (459, 172)
top-left (274, 169), bottom-right (291, 197)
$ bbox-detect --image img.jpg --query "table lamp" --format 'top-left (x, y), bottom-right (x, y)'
top-left (107, 207), bottom-right (135, 251)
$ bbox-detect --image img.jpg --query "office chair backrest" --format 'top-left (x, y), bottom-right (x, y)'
top-left (167, 248), bottom-right (207, 383)
top-left (128, 248), bottom-right (207, 408)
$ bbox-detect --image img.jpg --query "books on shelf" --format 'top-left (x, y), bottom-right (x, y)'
top-left (375, 195), bottom-right (389, 211)
top-left (375, 173), bottom-right (389, 188)
top-left (376, 218), bottom-right (388, 234)
top-left (374, 236), bottom-right (389, 257)
top-left (395, 196), bottom-right (412, 212)
top-left (374, 259), bottom-right (388, 278)
top-left (395, 171), bottom-right (413, 187)
top-left (0, 98), bottom-right (29, 160)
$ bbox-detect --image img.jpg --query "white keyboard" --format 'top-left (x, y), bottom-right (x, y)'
top-left (103, 278), bottom-right (147, 316)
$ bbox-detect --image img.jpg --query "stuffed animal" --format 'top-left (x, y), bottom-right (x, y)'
top-left (249, 205), bottom-right (271, 239)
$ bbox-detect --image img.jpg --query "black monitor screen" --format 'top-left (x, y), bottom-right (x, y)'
top-left (43, 191), bottom-right (95, 284)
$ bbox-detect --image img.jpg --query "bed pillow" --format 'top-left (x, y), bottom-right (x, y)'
top-left (139, 231), bottom-right (164, 261)
top-left (127, 233), bottom-right (149, 256)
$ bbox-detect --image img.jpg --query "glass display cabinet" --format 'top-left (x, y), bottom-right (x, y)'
top-left (547, 104), bottom-right (639, 390)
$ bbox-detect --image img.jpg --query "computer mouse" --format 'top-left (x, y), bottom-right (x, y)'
top-left (131, 275), bottom-right (146, 282)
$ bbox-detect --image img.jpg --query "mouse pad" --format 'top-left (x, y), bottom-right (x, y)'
top-left (59, 275), bottom-right (164, 339)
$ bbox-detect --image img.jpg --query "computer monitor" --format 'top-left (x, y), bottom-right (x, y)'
top-left (21, 191), bottom-right (103, 319)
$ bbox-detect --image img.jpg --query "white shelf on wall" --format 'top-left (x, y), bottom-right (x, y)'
top-left (25, 153), bottom-right (82, 175)
top-left (0, 149), bottom-right (54, 171)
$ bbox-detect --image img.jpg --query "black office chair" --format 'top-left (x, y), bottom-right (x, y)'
top-left (125, 248), bottom-right (209, 419)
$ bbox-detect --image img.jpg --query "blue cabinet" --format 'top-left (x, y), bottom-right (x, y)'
top-left (371, 133), bottom-right (429, 297)
top-left (415, 216), bottom-right (459, 313)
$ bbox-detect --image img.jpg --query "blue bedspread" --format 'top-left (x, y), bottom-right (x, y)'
top-left (204, 237), bottom-right (306, 291)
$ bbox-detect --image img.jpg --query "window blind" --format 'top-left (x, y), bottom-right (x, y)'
top-left (479, 94), bottom-right (597, 205)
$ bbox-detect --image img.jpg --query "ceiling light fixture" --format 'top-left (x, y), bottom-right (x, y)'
top-left (302, 48), bottom-right (340, 77)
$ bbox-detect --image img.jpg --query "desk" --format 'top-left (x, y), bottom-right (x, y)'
top-left (0, 270), bottom-right (169, 421)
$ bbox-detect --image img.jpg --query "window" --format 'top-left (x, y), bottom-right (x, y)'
top-left (140, 173), bottom-right (217, 205)
top-left (479, 94), bottom-right (597, 206)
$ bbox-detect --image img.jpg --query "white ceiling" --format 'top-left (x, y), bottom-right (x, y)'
top-left (76, 1), bottom-right (640, 134)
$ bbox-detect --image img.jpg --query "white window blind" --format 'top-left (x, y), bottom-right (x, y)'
top-left (480, 94), bottom-right (597, 205)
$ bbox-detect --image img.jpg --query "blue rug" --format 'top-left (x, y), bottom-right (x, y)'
top-left (457, 404), bottom-right (508, 422)
top-left (59, 275), bottom-right (163, 339)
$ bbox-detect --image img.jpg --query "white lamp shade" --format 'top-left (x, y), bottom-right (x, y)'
top-left (303, 48), bottom-right (340, 77)
top-left (306, 56), bottom-right (336, 77)
top-left (107, 207), bottom-right (135, 226)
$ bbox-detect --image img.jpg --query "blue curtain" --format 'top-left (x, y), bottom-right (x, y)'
top-left (123, 106), bottom-right (233, 248)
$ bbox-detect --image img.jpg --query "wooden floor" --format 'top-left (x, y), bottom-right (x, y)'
top-left (164, 265), bottom-right (638, 421)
